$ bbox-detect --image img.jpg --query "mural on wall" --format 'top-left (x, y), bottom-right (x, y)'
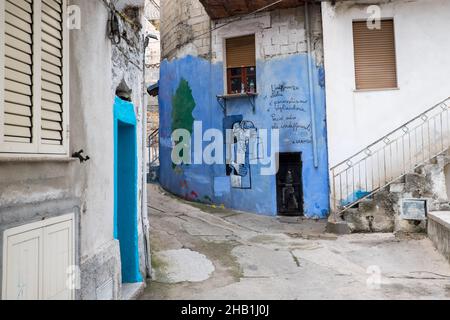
top-left (171, 78), bottom-right (196, 168)
top-left (226, 120), bottom-right (258, 189)
top-left (158, 54), bottom-right (330, 218)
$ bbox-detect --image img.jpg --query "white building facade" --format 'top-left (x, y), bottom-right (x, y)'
top-left (323, 0), bottom-right (450, 167)
top-left (0, 0), bottom-right (150, 300)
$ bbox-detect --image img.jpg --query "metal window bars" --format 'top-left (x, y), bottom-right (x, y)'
top-left (330, 97), bottom-right (450, 218)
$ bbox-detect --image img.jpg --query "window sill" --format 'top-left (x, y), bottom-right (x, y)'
top-left (354, 87), bottom-right (400, 93)
top-left (0, 155), bottom-right (76, 163)
top-left (217, 92), bottom-right (259, 100)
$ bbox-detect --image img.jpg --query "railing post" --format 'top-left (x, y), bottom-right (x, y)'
top-left (331, 168), bottom-right (337, 221)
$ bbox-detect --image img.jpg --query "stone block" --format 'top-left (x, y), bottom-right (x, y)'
top-left (263, 44), bottom-right (280, 57)
top-left (326, 220), bottom-right (351, 235)
top-left (390, 183), bottom-right (405, 193)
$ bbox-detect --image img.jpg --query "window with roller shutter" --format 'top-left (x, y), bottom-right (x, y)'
top-left (226, 35), bottom-right (257, 95)
top-left (0, 0), bottom-right (68, 155)
top-left (352, 19), bottom-right (398, 90)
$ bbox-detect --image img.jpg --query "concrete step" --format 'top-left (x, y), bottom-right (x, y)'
top-left (404, 172), bottom-right (427, 186)
top-left (357, 198), bottom-right (376, 212)
top-left (121, 282), bottom-right (145, 300)
top-left (326, 220), bottom-right (351, 235)
top-left (428, 211), bottom-right (450, 263)
top-left (389, 182), bottom-right (405, 193)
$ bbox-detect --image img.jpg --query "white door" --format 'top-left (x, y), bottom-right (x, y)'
top-left (2, 214), bottom-right (75, 300)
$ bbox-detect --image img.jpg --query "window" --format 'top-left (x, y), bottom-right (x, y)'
top-left (226, 35), bottom-right (256, 94)
top-left (0, 0), bottom-right (68, 155)
top-left (353, 19), bottom-right (398, 90)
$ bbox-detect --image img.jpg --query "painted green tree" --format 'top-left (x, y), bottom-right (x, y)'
top-left (171, 79), bottom-right (196, 168)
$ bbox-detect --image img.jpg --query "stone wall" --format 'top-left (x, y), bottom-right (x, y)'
top-left (211, 6), bottom-right (323, 65)
top-left (144, 0), bottom-right (161, 138)
top-left (160, 0), bottom-right (211, 60)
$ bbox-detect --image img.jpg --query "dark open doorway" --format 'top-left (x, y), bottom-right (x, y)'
top-left (276, 153), bottom-right (304, 216)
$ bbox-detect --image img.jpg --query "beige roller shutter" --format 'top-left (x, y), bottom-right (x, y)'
top-left (353, 20), bottom-right (398, 90)
top-left (226, 35), bottom-right (256, 68)
top-left (3, 0), bottom-right (34, 143)
top-left (41, 0), bottom-right (64, 146)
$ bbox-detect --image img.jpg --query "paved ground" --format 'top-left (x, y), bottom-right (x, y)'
top-left (141, 184), bottom-right (450, 300)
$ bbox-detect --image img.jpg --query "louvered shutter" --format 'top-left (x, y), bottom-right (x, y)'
top-left (3, 0), bottom-right (34, 144)
top-left (41, 0), bottom-right (64, 146)
top-left (353, 20), bottom-right (398, 90)
top-left (226, 35), bottom-right (256, 68)
top-left (0, 0), bottom-right (68, 154)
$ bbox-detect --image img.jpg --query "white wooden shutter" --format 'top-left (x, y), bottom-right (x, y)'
top-left (0, 0), bottom-right (36, 151)
top-left (41, 0), bottom-right (65, 148)
top-left (0, 0), bottom-right (68, 155)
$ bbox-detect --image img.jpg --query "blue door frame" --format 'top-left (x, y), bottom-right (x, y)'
top-left (113, 96), bottom-right (142, 283)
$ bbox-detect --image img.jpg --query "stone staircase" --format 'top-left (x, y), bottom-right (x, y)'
top-left (328, 152), bottom-right (450, 234)
top-left (329, 97), bottom-right (450, 236)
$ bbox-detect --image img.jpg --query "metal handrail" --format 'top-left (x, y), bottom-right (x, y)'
top-left (331, 97), bottom-right (450, 170)
top-left (148, 128), bottom-right (159, 167)
top-left (149, 128), bottom-right (159, 141)
top-left (330, 97), bottom-right (450, 216)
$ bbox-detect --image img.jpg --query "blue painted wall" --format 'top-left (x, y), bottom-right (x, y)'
top-left (113, 97), bottom-right (142, 283)
top-left (159, 54), bottom-right (330, 218)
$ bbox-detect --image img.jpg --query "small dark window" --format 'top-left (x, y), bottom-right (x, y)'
top-left (226, 35), bottom-right (256, 94)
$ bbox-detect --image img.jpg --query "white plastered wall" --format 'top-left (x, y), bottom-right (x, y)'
top-left (322, 0), bottom-right (450, 167)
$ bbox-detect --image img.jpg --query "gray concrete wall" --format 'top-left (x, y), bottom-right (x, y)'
top-left (428, 215), bottom-right (450, 263)
top-left (0, 0), bottom-right (149, 299)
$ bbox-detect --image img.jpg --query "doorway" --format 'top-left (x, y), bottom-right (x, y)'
top-left (276, 153), bottom-right (304, 216)
top-left (114, 97), bottom-right (142, 284)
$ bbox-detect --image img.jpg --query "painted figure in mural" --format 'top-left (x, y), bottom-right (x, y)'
top-left (227, 121), bottom-right (258, 188)
top-left (282, 170), bottom-right (299, 211)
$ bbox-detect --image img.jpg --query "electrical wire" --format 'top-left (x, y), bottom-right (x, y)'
top-left (99, 0), bottom-right (143, 30)
top-left (191, 0), bottom-right (283, 42)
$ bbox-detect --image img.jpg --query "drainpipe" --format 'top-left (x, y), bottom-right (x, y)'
top-left (305, 0), bottom-right (319, 168)
top-left (141, 37), bottom-right (151, 279)
top-left (141, 33), bottom-right (158, 278)
top-left (143, 24), bottom-right (159, 277)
